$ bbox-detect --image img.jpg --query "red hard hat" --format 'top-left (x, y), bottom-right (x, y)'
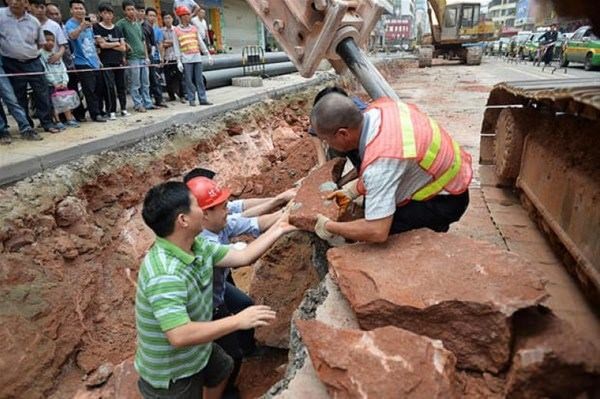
top-left (175, 6), bottom-right (190, 16)
top-left (186, 177), bottom-right (231, 210)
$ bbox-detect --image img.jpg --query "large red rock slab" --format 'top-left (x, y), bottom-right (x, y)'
top-left (505, 308), bottom-right (600, 398)
top-left (328, 229), bottom-right (547, 373)
top-left (249, 232), bottom-right (323, 348)
top-left (289, 158), bottom-right (346, 231)
top-left (74, 358), bottom-right (141, 399)
top-left (296, 319), bottom-right (459, 399)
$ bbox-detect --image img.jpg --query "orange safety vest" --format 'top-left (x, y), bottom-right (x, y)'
top-left (357, 97), bottom-right (472, 202)
top-left (174, 25), bottom-right (200, 55)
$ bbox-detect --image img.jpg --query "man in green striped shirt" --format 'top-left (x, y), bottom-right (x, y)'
top-left (136, 181), bottom-right (296, 398)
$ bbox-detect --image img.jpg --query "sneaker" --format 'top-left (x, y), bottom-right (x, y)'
top-left (189, 101), bottom-right (197, 106)
top-left (146, 105), bottom-right (156, 110)
top-left (21, 128), bottom-right (43, 141)
top-left (179, 97), bottom-right (186, 104)
top-left (93, 115), bottom-right (108, 123)
top-left (199, 101), bottom-right (213, 106)
top-left (65, 119), bottom-right (80, 128)
top-left (134, 107), bottom-right (147, 113)
top-left (121, 110), bottom-right (130, 117)
top-left (55, 122), bottom-right (66, 130)
top-left (109, 112), bottom-right (117, 120)
top-left (0, 132), bottom-right (11, 145)
top-left (156, 103), bottom-right (169, 108)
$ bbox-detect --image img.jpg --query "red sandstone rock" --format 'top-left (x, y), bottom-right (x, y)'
top-left (226, 125), bottom-right (244, 136)
top-left (85, 362), bottom-right (114, 387)
top-left (505, 308), bottom-right (600, 398)
top-left (289, 158), bottom-right (346, 231)
top-left (328, 229), bottom-right (547, 373)
top-left (455, 371), bottom-right (505, 399)
top-left (55, 196), bottom-right (88, 227)
top-left (296, 319), bottom-right (459, 399)
top-left (4, 228), bottom-right (34, 252)
top-left (249, 232), bottom-right (322, 348)
top-left (74, 358), bottom-right (141, 399)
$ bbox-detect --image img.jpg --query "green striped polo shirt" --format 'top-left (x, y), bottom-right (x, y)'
top-left (134, 236), bottom-right (229, 389)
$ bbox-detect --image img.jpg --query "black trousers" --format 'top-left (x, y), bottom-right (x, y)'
top-left (148, 60), bottom-right (163, 105)
top-left (0, 100), bottom-right (7, 127)
top-left (73, 65), bottom-right (101, 119)
top-left (163, 61), bottom-right (184, 100)
top-left (543, 44), bottom-right (555, 65)
top-left (66, 67), bottom-right (86, 121)
top-left (213, 282), bottom-right (255, 393)
top-left (100, 65), bottom-right (127, 114)
top-left (2, 56), bottom-right (53, 129)
top-left (390, 190), bottom-right (470, 234)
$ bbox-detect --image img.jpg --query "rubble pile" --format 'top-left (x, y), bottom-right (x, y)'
top-left (257, 177), bottom-right (600, 399)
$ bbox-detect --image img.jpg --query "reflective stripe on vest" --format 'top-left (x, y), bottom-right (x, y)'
top-left (398, 101), bottom-right (417, 158)
top-left (357, 97), bottom-right (472, 202)
top-left (413, 140), bottom-right (462, 200)
top-left (175, 26), bottom-right (200, 55)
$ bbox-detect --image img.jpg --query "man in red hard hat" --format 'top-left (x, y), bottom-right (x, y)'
top-left (135, 181), bottom-right (296, 399)
top-left (186, 176), bottom-right (290, 396)
top-left (183, 167), bottom-right (297, 217)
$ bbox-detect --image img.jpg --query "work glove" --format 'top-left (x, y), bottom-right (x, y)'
top-left (177, 60), bottom-right (184, 73)
top-left (326, 179), bottom-right (360, 214)
top-left (314, 214), bottom-right (346, 247)
top-left (208, 55), bottom-right (214, 65)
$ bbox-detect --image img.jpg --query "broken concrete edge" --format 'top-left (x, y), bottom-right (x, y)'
top-left (0, 73), bottom-right (335, 188)
top-left (264, 275), bottom-right (330, 398)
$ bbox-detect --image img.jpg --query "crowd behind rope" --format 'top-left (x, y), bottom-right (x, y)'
top-left (0, 0), bottom-right (214, 145)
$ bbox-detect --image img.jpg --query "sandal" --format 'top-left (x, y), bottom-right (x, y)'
top-left (44, 125), bottom-right (61, 134)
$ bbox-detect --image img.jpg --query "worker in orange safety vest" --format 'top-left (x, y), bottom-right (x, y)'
top-left (310, 93), bottom-right (472, 244)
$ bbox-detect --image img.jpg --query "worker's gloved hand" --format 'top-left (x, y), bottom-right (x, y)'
top-left (177, 60), bottom-right (184, 73)
top-left (314, 214), bottom-right (346, 247)
top-left (208, 55), bottom-right (214, 65)
top-left (326, 180), bottom-right (360, 214)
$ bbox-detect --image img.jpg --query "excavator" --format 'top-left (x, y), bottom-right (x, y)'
top-left (418, 0), bottom-right (495, 67)
top-left (243, 0), bottom-right (600, 308)
top-left (478, 0), bottom-right (600, 307)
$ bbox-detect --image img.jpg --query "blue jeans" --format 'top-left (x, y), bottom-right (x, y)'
top-left (2, 56), bottom-right (53, 129)
top-left (183, 62), bottom-right (207, 103)
top-left (0, 60), bottom-right (34, 133)
top-left (127, 59), bottom-right (152, 109)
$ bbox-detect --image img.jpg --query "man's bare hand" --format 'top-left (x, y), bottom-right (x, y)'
top-left (276, 187), bottom-right (297, 204)
top-left (48, 53), bottom-right (62, 64)
top-left (235, 305), bottom-right (276, 329)
top-left (276, 211), bottom-right (298, 234)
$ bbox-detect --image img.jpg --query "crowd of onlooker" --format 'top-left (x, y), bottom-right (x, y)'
top-left (0, 0), bottom-right (214, 145)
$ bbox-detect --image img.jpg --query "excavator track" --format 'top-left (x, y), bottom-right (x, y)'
top-left (480, 78), bottom-right (600, 307)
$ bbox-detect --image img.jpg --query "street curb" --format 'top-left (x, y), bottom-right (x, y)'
top-left (0, 73), bottom-right (334, 187)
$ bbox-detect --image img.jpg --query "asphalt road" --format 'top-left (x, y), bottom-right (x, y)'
top-left (481, 55), bottom-right (600, 81)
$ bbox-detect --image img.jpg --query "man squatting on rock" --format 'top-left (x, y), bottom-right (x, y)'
top-left (183, 168), bottom-right (296, 395)
top-left (135, 181), bottom-right (296, 399)
top-left (311, 90), bottom-right (473, 244)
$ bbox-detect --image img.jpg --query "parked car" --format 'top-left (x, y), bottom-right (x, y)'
top-left (491, 38), bottom-right (511, 55)
top-left (561, 25), bottom-right (600, 70)
top-left (508, 31), bottom-right (532, 58)
top-left (523, 32), bottom-right (545, 60)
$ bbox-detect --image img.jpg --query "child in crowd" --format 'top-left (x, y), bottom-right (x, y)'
top-left (40, 31), bottom-right (80, 129)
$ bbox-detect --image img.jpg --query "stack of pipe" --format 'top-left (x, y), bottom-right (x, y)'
top-left (201, 51), bottom-right (297, 89)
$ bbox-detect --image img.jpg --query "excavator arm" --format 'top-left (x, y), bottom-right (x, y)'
top-left (426, 0), bottom-right (446, 43)
top-left (244, 0), bottom-right (398, 100)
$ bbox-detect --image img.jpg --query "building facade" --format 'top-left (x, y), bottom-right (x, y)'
top-left (487, 0), bottom-right (517, 27)
top-left (414, 0), bottom-right (429, 42)
top-left (46, 0), bottom-right (264, 53)
top-left (385, 15), bottom-right (413, 44)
